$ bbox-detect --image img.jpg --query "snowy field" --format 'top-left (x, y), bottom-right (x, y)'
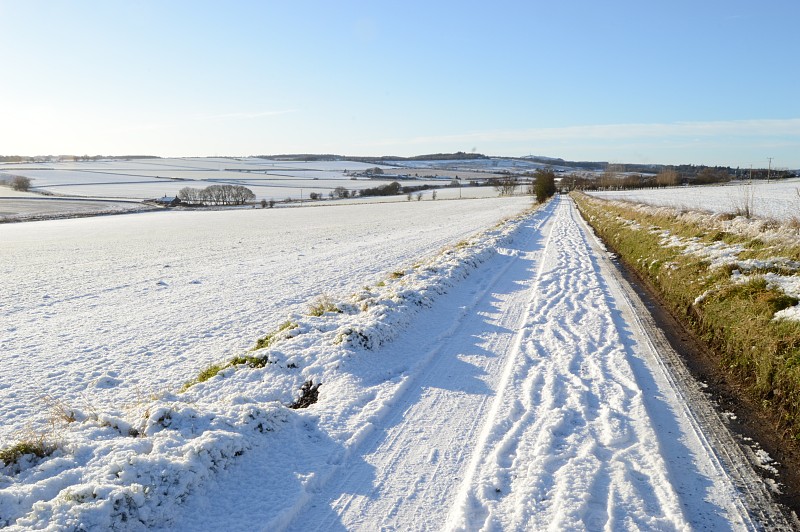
top-left (589, 179), bottom-right (800, 222)
top-left (1, 196), bottom-right (785, 529)
top-left (0, 157), bottom-right (522, 203)
top-left (0, 196), bottom-right (531, 445)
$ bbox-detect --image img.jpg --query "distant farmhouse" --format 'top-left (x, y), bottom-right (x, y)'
top-left (153, 195), bottom-right (181, 207)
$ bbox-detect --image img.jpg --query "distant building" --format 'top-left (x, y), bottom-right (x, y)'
top-left (155, 195), bottom-right (181, 207)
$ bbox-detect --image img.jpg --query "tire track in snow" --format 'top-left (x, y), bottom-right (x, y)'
top-left (446, 197), bottom-right (749, 531)
top-left (278, 202), bottom-right (559, 531)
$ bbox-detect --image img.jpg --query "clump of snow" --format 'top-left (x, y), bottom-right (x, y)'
top-left (693, 290), bottom-right (713, 306)
top-left (660, 233), bottom-right (745, 269)
top-left (774, 305), bottom-right (800, 322)
top-left (754, 448), bottom-right (779, 475)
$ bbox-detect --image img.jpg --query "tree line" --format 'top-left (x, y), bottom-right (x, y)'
top-left (178, 184), bottom-right (255, 205)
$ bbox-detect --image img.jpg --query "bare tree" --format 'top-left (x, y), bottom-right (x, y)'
top-left (655, 169), bottom-right (679, 187)
top-left (493, 175), bottom-right (518, 196)
top-left (177, 184), bottom-right (255, 206)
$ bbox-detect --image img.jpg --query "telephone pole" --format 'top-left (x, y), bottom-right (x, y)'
top-left (767, 157), bottom-right (773, 182)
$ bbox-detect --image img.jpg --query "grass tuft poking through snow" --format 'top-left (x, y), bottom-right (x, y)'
top-left (0, 437), bottom-right (55, 469)
top-left (306, 294), bottom-right (342, 317)
top-left (253, 320), bottom-right (299, 350)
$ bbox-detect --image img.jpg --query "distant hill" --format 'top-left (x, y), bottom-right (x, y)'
top-left (259, 152), bottom-right (489, 163)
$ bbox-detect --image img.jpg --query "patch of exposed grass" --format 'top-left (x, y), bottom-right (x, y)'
top-left (182, 353), bottom-right (276, 392)
top-left (0, 436), bottom-right (55, 468)
top-left (228, 354), bottom-right (272, 368)
top-left (389, 271), bottom-right (405, 279)
top-left (573, 191), bottom-right (800, 436)
top-left (253, 320), bottom-right (299, 350)
top-left (307, 295), bottom-right (341, 317)
top-left (181, 364), bottom-right (225, 392)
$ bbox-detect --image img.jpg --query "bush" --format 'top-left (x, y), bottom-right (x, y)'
top-left (530, 169), bottom-right (556, 203)
top-left (289, 380), bottom-right (320, 409)
top-left (10, 175), bottom-right (31, 191)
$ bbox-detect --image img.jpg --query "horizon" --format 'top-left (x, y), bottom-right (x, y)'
top-left (1, 1), bottom-right (798, 168)
top-left (2, 152), bottom-right (794, 171)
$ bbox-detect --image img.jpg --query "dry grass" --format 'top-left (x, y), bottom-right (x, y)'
top-left (307, 294), bottom-right (342, 317)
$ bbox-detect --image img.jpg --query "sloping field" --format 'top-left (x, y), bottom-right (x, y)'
top-left (0, 196), bottom-right (530, 444)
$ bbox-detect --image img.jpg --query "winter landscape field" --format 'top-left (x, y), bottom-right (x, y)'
top-left (2, 171), bottom-right (797, 528)
top-left (0, 157), bottom-right (540, 222)
top-left (590, 178), bottom-right (800, 222)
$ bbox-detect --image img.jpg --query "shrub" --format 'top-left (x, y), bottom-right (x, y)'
top-left (10, 175), bottom-right (31, 191)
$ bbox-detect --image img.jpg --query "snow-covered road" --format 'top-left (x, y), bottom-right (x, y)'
top-left (166, 197), bottom-right (781, 531)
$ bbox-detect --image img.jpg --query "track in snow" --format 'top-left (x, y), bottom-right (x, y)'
top-left (173, 197), bottom-right (785, 531)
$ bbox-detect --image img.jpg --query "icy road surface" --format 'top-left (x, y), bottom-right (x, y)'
top-left (169, 197), bottom-right (780, 531)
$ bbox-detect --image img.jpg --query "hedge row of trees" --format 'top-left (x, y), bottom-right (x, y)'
top-left (178, 184), bottom-right (255, 205)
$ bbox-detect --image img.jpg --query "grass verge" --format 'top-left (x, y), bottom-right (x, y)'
top-left (572, 192), bottom-right (800, 437)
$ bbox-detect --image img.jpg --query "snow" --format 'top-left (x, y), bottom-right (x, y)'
top-left (0, 158), bottom-right (490, 202)
top-left (0, 197), bottom-right (530, 445)
top-left (590, 179), bottom-right (800, 222)
top-left (0, 195), bottom-right (780, 529)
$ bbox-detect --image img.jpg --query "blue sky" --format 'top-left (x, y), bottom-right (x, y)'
top-left (1, 0), bottom-right (798, 167)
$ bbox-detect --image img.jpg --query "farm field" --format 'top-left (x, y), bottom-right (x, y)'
top-left (0, 196), bottom-right (531, 444)
top-left (0, 195), bottom-right (789, 529)
top-left (589, 178), bottom-right (800, 222)
top-left (0, 157), bottom-right (535, 205)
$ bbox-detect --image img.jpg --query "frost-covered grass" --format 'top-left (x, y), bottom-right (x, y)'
top-left (0, 200), bottom-right (535, 529)
top-left (574, 192), bottom-right (800, 435)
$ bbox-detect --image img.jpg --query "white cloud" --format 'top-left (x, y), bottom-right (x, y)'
top-left (366, 118), bottom-right (800, 147)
